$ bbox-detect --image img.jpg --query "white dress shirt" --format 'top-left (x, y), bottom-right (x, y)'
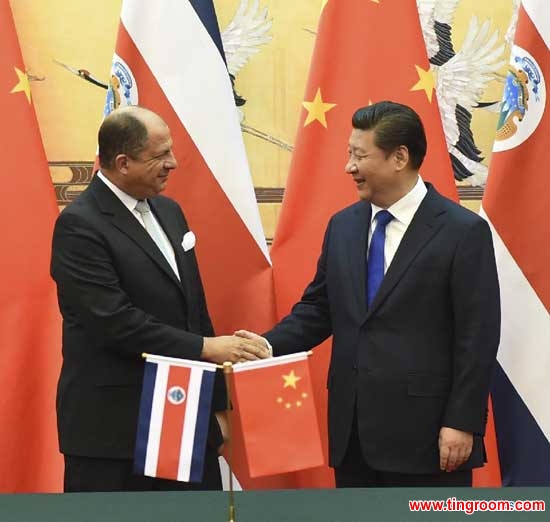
top-left (369, 176), bottom-right (428, 274)
top-left (96, 171), bottom-right (180, 279)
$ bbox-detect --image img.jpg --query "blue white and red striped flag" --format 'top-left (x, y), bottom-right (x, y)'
top-left (105, 0), bottom-right (275, 337)
top-left (481, 0), bottom-right (550, 486)
top-left (107, 0), bottom-right (284, 489)
top-left (134, 354), bottom-right (217, 483)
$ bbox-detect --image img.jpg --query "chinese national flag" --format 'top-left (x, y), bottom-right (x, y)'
top-left (0, 0), bottom-right (63, 491)
top-left (270, 0), bottom-right (497, 488)
top-left (231, 353), bottom-right (324, 478)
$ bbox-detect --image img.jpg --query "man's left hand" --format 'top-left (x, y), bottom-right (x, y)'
top-left (439, 426), bottom-right (473, 472)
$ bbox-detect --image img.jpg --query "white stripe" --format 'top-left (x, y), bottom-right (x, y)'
top-left (144, 362), bottom-right (169, 476)
top-left (481, 208), bottom-right (550, 442)
top-left (232, 351), bottom-right (309, 373)
top-left (145, 353), bottom-right (217, 371)
top-left (522, 0), bottom-right (550, 51)
top-left (120, 0), bottom-right (270, 262)
top-left (177, 366), bottom-right (202, 481)
top-left (219, 456), bottom-right (243, 491)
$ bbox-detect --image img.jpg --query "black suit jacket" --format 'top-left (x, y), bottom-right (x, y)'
top-left (51, 175), bottom-right (225, 459)
top-left (265, 184), bottom-right (500, 474)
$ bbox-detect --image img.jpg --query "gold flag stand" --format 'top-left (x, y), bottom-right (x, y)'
top-left (142, 351), bottom-right (316, 521)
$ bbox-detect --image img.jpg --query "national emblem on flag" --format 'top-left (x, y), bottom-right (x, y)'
top-left (482, 0), bottom-right (550, 486)
top-left (231, 353), bottom-right (324, 478)
top-left (134, 354), bottom-right (217, 483)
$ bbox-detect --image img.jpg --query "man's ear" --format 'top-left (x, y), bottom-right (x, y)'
top-left (115, 154), bottom-right (129, 174)
top-left (393, 145), bottom-right (409, 171)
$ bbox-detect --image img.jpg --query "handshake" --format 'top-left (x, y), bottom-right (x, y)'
top-left (201, 329), bottom-right (270, 364)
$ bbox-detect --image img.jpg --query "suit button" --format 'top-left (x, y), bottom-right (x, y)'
top-left (352, 365), bottom-right (358, 374)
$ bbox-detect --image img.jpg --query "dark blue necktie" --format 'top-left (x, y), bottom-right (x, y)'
top-left (367, 209), bottom-right (394, 307)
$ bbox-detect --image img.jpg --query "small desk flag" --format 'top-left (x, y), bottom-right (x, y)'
top-left (134, 354), bottom-right (217, 483)
top-left (232, 353), bottom-right (324, 477)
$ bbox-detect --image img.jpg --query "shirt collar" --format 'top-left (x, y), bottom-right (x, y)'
top-left (371, 175), bottom-right (427, 226)
top-left (96, 171), bottom-right (141, 214)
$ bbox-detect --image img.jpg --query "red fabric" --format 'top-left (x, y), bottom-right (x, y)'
top-left (0, 0), bottom-right (63, 492)
top-left (473, 398), bottom-right (501, 487)
top-left (270, 0), bottom-right (499, 488)
top-left (231, 356), bottom-right (324, 477)
top-left (156, 366), bottom-right (192, 479)
top-left (483, 5), bottom-right (550, 310)
top-left (477, 3), bottom-right (550, 486)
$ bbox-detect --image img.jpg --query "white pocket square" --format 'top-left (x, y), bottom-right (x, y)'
top-left (181, 231), bottom-right (196, 252)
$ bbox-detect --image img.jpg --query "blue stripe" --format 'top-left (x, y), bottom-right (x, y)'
top-left (189, 369), bottom-right (216, 482)
top-left (133, 361), bottom-right (158, 475)
top-left (188, 0), bottom-right (227, 64)
top-left (492, 363), bottom-right (550, 485)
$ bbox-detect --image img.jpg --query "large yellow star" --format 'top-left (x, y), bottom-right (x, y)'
top-left (282, 369), bottom-right (301, 389)
top-left (410, 65), bottom-right (435, 102)
top-left (10, 67), bottom-right (31, 103)
top-left (302, 87), bottom-right (336, 128)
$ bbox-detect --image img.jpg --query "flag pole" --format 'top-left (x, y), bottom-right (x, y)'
top-left (222, 362), bottom-right (236, 522)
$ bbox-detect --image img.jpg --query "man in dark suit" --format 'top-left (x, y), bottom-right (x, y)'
top-left (238, 101), bottom-right (500, 487)
top-left (51, 106), bottom-right (268, 492)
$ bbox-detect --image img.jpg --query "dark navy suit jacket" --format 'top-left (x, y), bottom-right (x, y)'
top-left (265, 183), bottom-right (500, 473)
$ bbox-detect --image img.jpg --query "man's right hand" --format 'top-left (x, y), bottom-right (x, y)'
top-left (201, 335), bottom-right (270, 364)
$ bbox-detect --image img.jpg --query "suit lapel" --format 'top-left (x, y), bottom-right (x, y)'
top-left (347, 202), bottom-right (371, 318)
top-left (90, 177), bottom-right (185, 293)
top-left (365, 186), bottom-right (447, 320)
top-left (149, 199), bottom-right (194, 301)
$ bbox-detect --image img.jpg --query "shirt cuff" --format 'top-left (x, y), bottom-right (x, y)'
top-left (263, 337), bottom-right (273, 357)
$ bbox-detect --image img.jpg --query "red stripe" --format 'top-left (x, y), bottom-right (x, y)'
top-left (483, 6), bottom-right (550, 309)
top-left (156, 366), bottom-right (191, 479)
top-left (116, 24), bottom-right (276, 335)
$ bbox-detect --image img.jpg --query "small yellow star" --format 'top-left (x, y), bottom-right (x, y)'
top-left (302, 392), bottom-right (308, 399)
top-left (283, 369), bottom-right (302, 389)
top-left (10, 67), bottom-right (31, 103)
top-left (276, 397), bottom-right (283, 404)
top-left (302, 87), bottom-right (336, 128)
top-left (410, 65), bottom-right (435, 102)
top-left (296, 401), bottom-right (302, 407)
top-left (285, 403), bottom-right (291, 409)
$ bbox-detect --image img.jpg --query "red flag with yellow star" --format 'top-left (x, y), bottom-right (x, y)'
top-left (270, 0), bottom-right (458, 487)
top-left (0, 0), bottom-right (63, 492)
top-left (231, 353), bottom-right (324, 477)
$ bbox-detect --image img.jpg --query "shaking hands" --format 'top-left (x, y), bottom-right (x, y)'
top-left (201, 332), bottom-right (270, 364)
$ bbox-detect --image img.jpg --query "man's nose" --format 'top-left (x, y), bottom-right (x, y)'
top-left (345, 159), bottom-right (357, 174)
top-left (165, 153), bottom-right (178, 169)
